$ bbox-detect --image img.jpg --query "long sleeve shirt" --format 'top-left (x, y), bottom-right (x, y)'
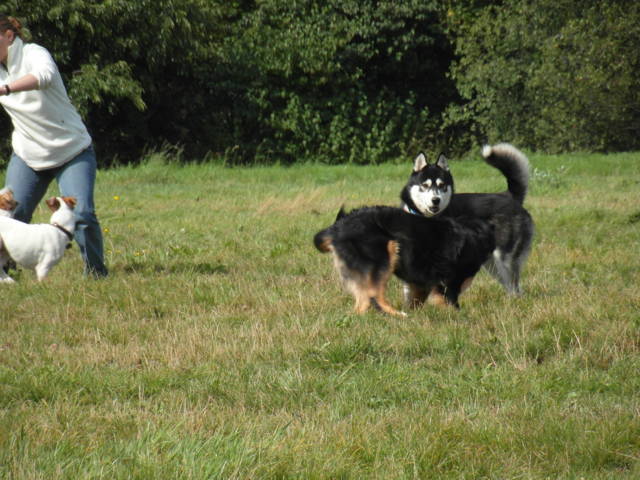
top-left (0, 37), bottom-right (91, 170)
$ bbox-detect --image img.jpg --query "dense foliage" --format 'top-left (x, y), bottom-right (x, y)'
top-left (449, 0), bottom-right (640, 153)
top-left (0, 0), bottom-right (637, 165)
top-left (219, 0), bottom-right (454, 164)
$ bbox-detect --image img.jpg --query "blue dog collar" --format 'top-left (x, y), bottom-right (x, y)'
top-left (403, 204), bottom-right (420, 215)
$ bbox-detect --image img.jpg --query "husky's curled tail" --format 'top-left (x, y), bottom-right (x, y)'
top-left (481, 143), bottom-right (530, 205)
top-left (475, 143), bottom-right (533, 295)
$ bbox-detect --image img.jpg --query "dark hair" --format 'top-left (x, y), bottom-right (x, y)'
top-left (0, 14), bottom-right (23, 39)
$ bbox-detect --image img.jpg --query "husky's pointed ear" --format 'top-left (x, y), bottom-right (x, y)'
top-left (413, 153), bottom-right (428, 172)
top-left (435, 153), bottom-right (450, 171)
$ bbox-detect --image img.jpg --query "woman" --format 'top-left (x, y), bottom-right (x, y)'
top-left (0, 14), bottom-right (108, 277)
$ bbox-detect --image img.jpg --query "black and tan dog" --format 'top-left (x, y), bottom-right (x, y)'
top-left (314, 206), bottom-right (495, 316)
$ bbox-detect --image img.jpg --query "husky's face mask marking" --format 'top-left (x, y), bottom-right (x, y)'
top-left (408, 153), bottom-right (453, 217)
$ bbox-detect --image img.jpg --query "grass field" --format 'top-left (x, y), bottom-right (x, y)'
top-left (1, 150), bottom-right (639, 479)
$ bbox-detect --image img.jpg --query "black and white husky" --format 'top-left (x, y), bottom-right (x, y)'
top-left (400, 143), bottom-right (534, 302)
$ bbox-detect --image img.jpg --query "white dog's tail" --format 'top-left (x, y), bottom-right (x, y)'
top-left (482, 143), bottom-right (530, 205)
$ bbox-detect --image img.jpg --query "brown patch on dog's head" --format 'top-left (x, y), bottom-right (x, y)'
top-left (61, 197), bottom-right (77, 209)
top-left (45, 197), bottom-right (60, 212)
top-left (46, 196), bottom-right (77, 212)
top-left (0, 188), bottom-right (17, 211)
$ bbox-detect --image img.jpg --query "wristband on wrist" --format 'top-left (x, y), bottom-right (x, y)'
top-left (3, 84), bottom-right (10, 95)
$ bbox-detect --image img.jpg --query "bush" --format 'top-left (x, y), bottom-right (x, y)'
top-left (448, 0), bottom-right (640, 153)
top-left (218, 0), bottom-right (454, 163)
top-left (0, 0), bottom-right (636, 165)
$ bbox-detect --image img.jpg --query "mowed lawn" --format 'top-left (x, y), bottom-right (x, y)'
top-left (1, 150), bottom-right (639, 479)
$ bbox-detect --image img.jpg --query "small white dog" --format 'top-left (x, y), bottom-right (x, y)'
top-left (0, 196), bottom-right (77, 282)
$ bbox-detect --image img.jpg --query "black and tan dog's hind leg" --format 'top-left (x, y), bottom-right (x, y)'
top-left (370, 241), bottom-right (406, 317)
top-left (337, 240), bottom-right (406, 317)
top-left (316, 237), bottom-right (377, 315)
top-left (341, 269), bottom-right (374, 314)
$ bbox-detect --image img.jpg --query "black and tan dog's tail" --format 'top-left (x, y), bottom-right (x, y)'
top-left (313, 228), bottom-right (333, 252)
top-left (314, 207), bottom-right (347, 252)
top-left (482, 143), bottom-right (530, 205)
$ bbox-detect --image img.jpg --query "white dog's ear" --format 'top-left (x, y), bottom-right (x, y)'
top-left (45, 197), bottom-right (60, 212)
top-left (413, 153), bottom-right (428, 172)
top-left (435, 153), bottom-right (450, 171)
top-left (61, 197), bottom-right (77, 209)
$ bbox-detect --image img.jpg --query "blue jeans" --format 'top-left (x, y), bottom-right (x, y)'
top-left (4, 146), bottom-right (108, 277)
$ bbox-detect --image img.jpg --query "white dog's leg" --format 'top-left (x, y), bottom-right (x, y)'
top-left (0, 252), bottom-right (15, 283)
top-left (35, 263), bottom-right (51, 282)
top-left (0, 269), bottom-right (15, 283)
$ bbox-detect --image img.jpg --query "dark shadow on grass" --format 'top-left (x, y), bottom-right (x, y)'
top-left (120, 261), bottom-right (229, 275)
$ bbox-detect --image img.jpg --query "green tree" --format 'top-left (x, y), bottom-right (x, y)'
top-left (0, 0), bottom-right (235, 164)
top-left (529, 1), bottom-right (640, 151)
top-left (219, 0), bottom-right (454, 163)
top-left (448, 0), bottom-right (640, 152)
